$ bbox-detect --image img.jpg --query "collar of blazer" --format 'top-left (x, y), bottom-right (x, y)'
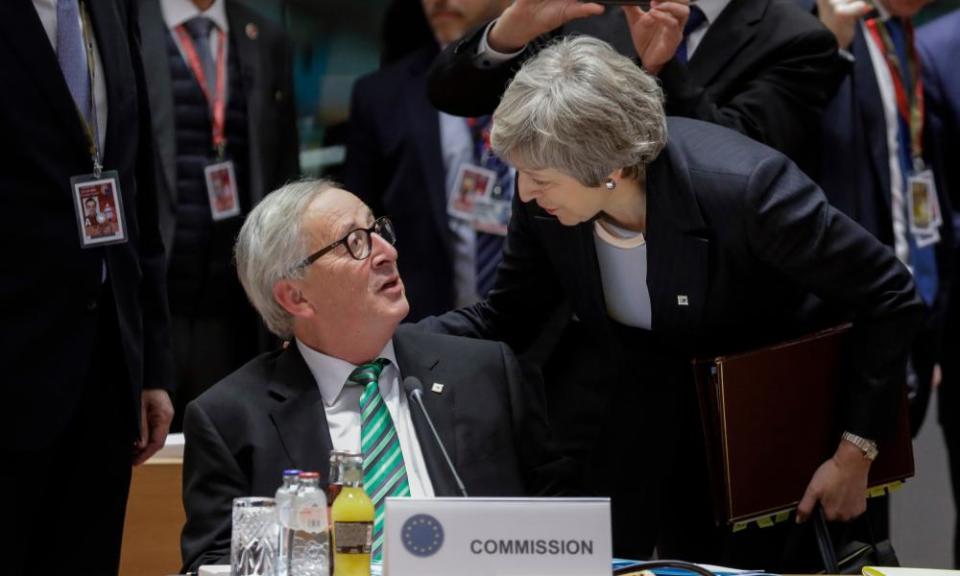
top-left (684, 0), bottom-right (768, 86)
top-left (266, 329), bottom-right (456, 490)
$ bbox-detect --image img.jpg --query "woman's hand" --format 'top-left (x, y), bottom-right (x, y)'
top-left (796, 439), bottom-right (871, 523)
top-left (489, 0), bottom-right (606, 53)
top-left (623, 1), bottom-right (690, 75)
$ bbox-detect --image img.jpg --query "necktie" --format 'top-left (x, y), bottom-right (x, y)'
top-left (468, 116), bottom-right (512, 298)
top-left (675, 6), bottom-right (708, 65)
top-left (183, 16), bottom-right (217, 101)
top-left (885, 18), bottom-right (938, 306)
top-left (57, 0), bottom-right (91, 128)
top-left (348, 358), bottom-right (410, 561)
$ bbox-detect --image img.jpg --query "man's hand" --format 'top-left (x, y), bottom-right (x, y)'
top-left (488, 0), bottom-right (606, 53)
top-left (796, 439), bottom-right (871, 523)
top-left (132, 389), bottom-right (174, 466)
top-left (623, 1), bottom-right (690, 75)
top-left (816, 0), bottom-right (871, 50)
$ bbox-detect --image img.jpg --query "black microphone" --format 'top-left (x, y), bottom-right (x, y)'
top-left (403, 376), bottom-right (469, 497)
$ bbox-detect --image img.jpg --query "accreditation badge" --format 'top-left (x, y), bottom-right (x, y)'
top-left (448, 163), bottom-right (495, 221)
top-left (907, 169), bottom-right (942, 238)
top-left (473, 176), bottom-right (512, 236)
top-left (204, 160), bottom-right (241, 221)
top-left (71, 171), bottom-right (128, 248)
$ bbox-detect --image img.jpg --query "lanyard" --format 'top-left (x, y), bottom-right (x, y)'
top-left (865, 18), bottom-right (925, 169)
top-left (466, 116), bottom-right (493, 165)
top-left (175, 25), bottom-right (228, 159)
top-left (78, 1), bottom-right (102, 177)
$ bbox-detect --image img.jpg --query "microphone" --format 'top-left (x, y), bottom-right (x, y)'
top-left (403, 376), bottom-right (469, 497)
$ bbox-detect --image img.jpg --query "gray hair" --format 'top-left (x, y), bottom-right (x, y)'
top-left (491, 36), bottom-right (667, 186)
top-left (234, 179), bottom-right (337, 339)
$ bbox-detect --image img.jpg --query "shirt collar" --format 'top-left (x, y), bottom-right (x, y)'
top-left (160, 0), bottom-right (229, 33)
top-left (296, 339), bottom-right (399, 408)
top-left (696, 0), bottom-right (732, 28)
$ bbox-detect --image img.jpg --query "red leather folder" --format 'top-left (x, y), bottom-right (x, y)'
top-left (692, 325), bottom-right (914, 525)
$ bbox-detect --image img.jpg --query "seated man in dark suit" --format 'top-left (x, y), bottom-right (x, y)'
top-left (180, 179), bottom-right (568, 572)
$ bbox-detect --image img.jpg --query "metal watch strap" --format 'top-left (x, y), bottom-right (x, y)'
top-left (842, 431), bottom-right (879, 460)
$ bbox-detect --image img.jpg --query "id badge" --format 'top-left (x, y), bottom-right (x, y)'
top-left (71, 171), bottom-right (128, 248)
top-left (448, 163), bottom-right (496, 221)
top-left (907, 169), bottom-right (942, 237)
top-left (473, 179), bottom-right (513, 236)
top-left (204, 160), bottom-right (241, 221)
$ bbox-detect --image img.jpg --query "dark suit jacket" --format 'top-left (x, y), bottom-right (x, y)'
top-left (918, 11), bottom-right (960, 427)
top-left (817, 24), bottom-right (955, 419)
top-left (138, 0), bottom-right (300, 252)
top-left (180, 325), bottom-right (569, 572)
top-left (1, 0), bottom-right (173, 450)
top-left (423, 117), bottom-right (924, 446)
top-left (426, 0), bottom-right (842, 173)
top-left (345, 45), bottom-right (455, 321)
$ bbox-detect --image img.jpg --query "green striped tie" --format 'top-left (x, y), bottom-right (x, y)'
top-left (348, 358), bottom-right (410, 561)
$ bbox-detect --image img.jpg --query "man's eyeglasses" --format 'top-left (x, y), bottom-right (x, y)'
top-left (297, 216), bottom-right (397, 268)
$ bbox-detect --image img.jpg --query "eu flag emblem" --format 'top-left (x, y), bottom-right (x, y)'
top-left (402, 514), bottom-right (444, 557)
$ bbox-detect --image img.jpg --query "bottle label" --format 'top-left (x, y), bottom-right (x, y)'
top-left (298, 504), bottom-right (328, 532)
top-left (334, 521), bottom-right (372, 554)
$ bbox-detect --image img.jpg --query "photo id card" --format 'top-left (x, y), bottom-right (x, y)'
top-left (71, 171), bottom-right (127, 248)
top-left (204, 160), bottom-right (241, 221)
top-left (448, 163), bottom-right (496, 221)
top-left (473, 186), bottom-right (512, 236)
top-left (908, 169), bottom-right (942, 237)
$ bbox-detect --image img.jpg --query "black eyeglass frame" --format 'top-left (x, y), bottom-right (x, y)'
top-left (297, 216), bottom-right (396, 268)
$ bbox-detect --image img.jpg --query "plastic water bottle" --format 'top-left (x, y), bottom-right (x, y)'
top-left (275, 469), bottom-right (301, 576)
top-left (291, 471), bottom-right (330, 576)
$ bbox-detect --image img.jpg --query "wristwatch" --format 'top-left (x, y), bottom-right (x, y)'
top-left (842, 431), bottom-right (879, 461)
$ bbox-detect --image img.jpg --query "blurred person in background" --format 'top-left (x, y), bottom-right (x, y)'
top-left (345, 0), bottom-right (514, 321)
top-left (2, 1), bottom-right (175, 574)
top-left (814, 0), bottom-right (954, 441)
top-left (426, 0), bottom-right (845, 175)
top-left (139, 0), bottom-right (300, 429)
top-left (917, 9), bottom-right (960, 568)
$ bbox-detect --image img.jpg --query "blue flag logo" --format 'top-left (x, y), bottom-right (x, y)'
top-left (401, 514), bottom-right (444, 557)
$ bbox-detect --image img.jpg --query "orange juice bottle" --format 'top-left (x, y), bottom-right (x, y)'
top-left (331, 453), bottom-right (373, 576)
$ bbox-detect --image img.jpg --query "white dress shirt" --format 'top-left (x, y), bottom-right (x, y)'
top-left (160, 0), bottom-right (230, 102)
top-left (296, 339), bottom-right (436, 498)
top-left (860, 13), bottom-right (911, 269)
top-left (33, 0), bottom-right (107, 153)
top-left (439, 112), bottom-right (480, 308)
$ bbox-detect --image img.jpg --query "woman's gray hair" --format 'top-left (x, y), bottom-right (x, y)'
top-left (234, 179), bottom-right (337, 339)
top-left (491, 36), bottom-right (667, 186)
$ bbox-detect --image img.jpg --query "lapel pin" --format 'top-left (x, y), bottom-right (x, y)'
top-left (431, 383), bottom-right (445, 394)
top-left (245, 23), bottom-right (259, 40)
top-left (677, 295), bottom-right (689, 306)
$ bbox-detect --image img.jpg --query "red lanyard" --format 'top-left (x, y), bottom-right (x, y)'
top-left (175, 25), bottom-right (228, 157)
top-left (865, 18), bottom-right (924, 165)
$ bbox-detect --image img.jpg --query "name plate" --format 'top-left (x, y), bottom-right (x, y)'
top-left (384, 497), bottom-right (611, 576)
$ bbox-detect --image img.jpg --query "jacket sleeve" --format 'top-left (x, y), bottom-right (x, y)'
top-left (128, 0), bottom-right (175, 393)
top-left (181, 401), bottom-right (247, 573)
top-left (744, 153), bottom-right (925, 444)
top-left (657, 26), bottom-right (844, 165)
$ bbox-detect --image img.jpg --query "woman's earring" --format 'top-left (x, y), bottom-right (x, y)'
top-left (604, 179), bottom-right (617, 190)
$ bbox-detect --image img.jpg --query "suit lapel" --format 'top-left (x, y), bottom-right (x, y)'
top-left (688, 0), bottom-right (767, 87)
top-left (853, 27), bottom-right (892, 213)
top-left (405, 47), bottom-right (450, 244)
top-left (645, 147), bottom-right (709, 347)
top-left (0, 0), bottom-right (90, 162)
top-left (268, 346), bottom-right (335, 479)
top-left (228, 5), bottom-right (265, 204)
top-left (139, 0), bottom-right (178, 203)
top-left (392, 332), bottom-right (460, 496)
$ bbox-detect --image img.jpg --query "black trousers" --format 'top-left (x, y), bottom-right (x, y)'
top-left (5, 286), bottom-right (137, 576)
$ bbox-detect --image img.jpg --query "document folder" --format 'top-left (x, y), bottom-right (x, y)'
top-left (692, 325), bottom-right (914, 525)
